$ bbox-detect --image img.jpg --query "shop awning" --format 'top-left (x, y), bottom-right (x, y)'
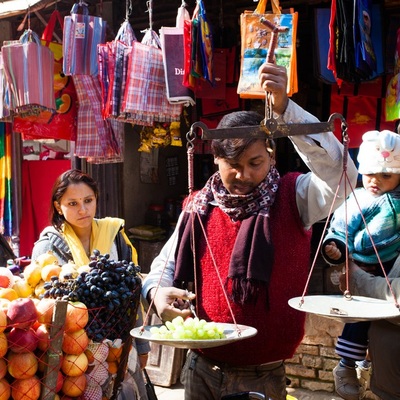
top-left (0, 0), bottom-right (57, 19)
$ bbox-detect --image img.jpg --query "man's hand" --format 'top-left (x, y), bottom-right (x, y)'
top-left (148, 287), bottom-right (195, 322)
top-left (258, 62), bottom-right (289, 115)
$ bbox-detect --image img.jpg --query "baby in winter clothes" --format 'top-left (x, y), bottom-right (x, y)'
top-left (322, 129), bottom-right (400, 400)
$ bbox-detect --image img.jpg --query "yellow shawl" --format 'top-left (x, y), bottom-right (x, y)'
top-left (62, 217), bottom-right (137, 267)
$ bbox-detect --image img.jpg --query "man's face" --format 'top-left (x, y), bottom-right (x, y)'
top-left (215, 140), bottom-right (273, 195)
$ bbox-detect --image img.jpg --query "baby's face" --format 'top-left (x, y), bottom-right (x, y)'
top-left (362, 173), bottom-right (400, 196)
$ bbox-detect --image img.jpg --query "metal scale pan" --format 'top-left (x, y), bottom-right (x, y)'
top-left (288, 295), bottom-right (400, 324)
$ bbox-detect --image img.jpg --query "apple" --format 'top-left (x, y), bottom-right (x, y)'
top-left (0, 267), bottom-right (14, 288)
top-left (55, 370), bottom-right (64, 392)
top-left (0, 378), bottom-right (10, 400)
top-left (64, 301), bottom-right (89, 332)
top-left (7, 298), bottom-right (38, 329)
top-left (0, 309), bottom-right (7, 333)
top-left (8, 327), bottom-right (38, 353)
top-left (7, 351), bottom-right (38, 379)
top-left (36, 298), bottom-right (56, 326)
top-left (62, 374), bottom-right (87, 397)
top-left (61, 352), bottom-right (89, 376)
top-left (0, 359), bottom-right (6, 380)
top-left (62, 328), bottom-right (89, 355)
top-left (11, 375), bottom-right (41, 400)
top-left (35, 324), bottom-right (50, 352)
top-left (0, 333), bottom-right (7, 358)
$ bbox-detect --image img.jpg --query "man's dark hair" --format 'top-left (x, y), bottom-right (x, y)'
top-left (211, 111), bottom-right (274, 160)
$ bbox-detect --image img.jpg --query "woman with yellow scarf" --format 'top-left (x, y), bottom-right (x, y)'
top-left (31, 169), bottom-right (150, 400)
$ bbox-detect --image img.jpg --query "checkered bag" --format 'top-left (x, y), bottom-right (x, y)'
top-left (121, 29), bottom-right (182, 126)
top-left (98, 20), bottom-right (136, 120)
top-left (73, 74), bottom-right (124, 163)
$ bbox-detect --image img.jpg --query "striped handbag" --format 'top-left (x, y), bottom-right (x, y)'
top-left (63, 2), bottom-right (106, 76)
top-left (2, 29), bottom-right (55, 116)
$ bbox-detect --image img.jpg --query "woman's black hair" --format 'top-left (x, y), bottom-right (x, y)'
top-left (50, 169), bottom-right (99, 230)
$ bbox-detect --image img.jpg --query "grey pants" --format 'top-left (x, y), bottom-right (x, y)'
top-left (180, 351), bottom-right (287, 400)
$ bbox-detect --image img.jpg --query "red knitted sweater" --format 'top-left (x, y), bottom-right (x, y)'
top-left (195, 172), bottom-right (312, 365)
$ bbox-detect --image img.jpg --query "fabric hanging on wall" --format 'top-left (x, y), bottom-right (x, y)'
top-left (314, 8), bottom-right (336, 84)
top-left (0, 123), bottom-right (12, 236)
top-left (328, 1), bottom-right (384, 85)
top-left (19, 159), bottom-right (70, 258)
top-left (330, 78), bottom-right (395, 148)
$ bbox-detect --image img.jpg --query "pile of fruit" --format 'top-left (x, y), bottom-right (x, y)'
top-left (0, 296), bottom-right (128, 399)
top-left (0, 250), bottom-right (142, 399)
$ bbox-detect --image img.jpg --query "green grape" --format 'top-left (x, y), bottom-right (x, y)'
top-left (150, 316), bottom-right (227, 340)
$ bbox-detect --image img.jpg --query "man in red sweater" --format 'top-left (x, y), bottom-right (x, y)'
top-left (142, 62), bottom-right (358, 399)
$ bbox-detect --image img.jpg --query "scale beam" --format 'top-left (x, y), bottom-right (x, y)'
top-left (187, 113), bottom-right (346, 142)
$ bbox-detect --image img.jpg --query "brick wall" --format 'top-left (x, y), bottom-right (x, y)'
top-left (286, 313), bottom-right (379, 399)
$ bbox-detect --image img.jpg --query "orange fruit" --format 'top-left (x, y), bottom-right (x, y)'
top-left (0, 288), bottom-right (18, 301)
top-left (107, 361), bottom-right (118, 375)
top-left (106, 346), bottom-right (122, 362)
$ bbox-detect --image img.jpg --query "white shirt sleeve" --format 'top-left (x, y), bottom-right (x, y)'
top-left (279, 99), bottom-right (358, 230)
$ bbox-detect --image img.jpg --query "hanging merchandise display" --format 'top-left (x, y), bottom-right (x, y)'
top-left (386, 27), bottom-right (400, 122)
top-left (237, 0), bottom-right (298, 99)
top-left (63, 1), bottom-right (106, 76)
top-left (98, 15), bottom-right (137, 120)
top-left (13, 9), bottom-right (78, 141)
top-left (328, 0), bottom-right (384, 86)
top-left (73, 74), bottom-right (124, 164)
top-left (159, 1), bottom-right (195, 106)
top-left (2, 29), bottom-right (55, 119)
top-left (120, 2), bottom-right (182, 126)
top-left (182, 0), bottom-right (215, 92)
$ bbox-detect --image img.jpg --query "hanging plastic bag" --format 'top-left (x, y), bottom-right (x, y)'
top-left (236, 0), bottom-right (298, 99)
top-left (13, 10), bottom-right (78, 141)
top-left (73, 74), bottom-right (124, 163)
top-left (98, 20), bottom-right (137, 119)
top-left (160, 2), bottom-right (195, 106)
top-left (2, 29), bottom-right (55, 117)
top-left (63, 2), bottom-right (106, 76)
top-left (121, 29), bottom-right (182, 125)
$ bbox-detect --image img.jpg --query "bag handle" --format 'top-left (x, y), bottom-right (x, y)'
top-left (70, 1), bottom-right (90, 15)
top-left (19, 29), bottom-right (41, 45)
top-left (141, 29), bottom-right (162, 49)
top-left (41, 9), bottom-right (64, 42)
top-left (255, 0), bottom-right (281, 15)
top-left (115, 20), bottom-right (136, 45)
